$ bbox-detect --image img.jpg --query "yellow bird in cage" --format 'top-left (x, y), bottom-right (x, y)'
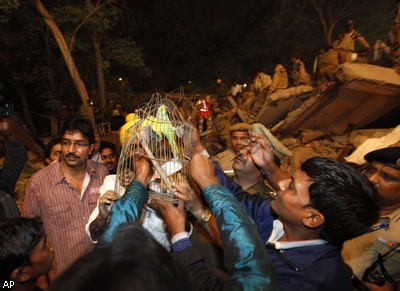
top-left (140, 104), bottom-right (183, 159)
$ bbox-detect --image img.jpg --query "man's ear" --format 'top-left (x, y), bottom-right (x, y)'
top-left (89, 144), bottom-right (96, 156)
top-left (303, 208), bottom-right (325, 229)
top-left (10, 267), bottom-right (31, 283)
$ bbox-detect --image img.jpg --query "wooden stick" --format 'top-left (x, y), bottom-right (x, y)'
top-left (227, 96), bottom-right (248, 123)
top-left (137, 133), bottom-right (173, 193)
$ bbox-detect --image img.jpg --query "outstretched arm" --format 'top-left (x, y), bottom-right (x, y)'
top-left (173, 181), bottom-right (222, 248)
top-left (188, 120), bottom-right (274, 245)
top-left (152, 197), bottom-right (224, 290)
top-left (190, 153), bottom-right (278, 290)
top-left (248, 135), bottom-right (290, 191)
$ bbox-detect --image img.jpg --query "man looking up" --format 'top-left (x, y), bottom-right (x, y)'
top-left (232, 150), bottom-right (272, 195)
top-left (213, 122), bottom-right (250, 176)
top-left (23, 118), bottom-right (108, 281)
top-left (191, 130), bottom-right (380, 290)
top-left (232, 123), bottom-right (291, 195)
top-left (233, 138), bottom-right (380, 290)
top-left (343, 147), bottom-right (400, 290)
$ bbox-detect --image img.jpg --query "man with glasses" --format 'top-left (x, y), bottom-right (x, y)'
top-left (23, 118), bottom-right (108, 281)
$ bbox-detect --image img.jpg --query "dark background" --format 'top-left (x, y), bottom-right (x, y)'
top-left (0, 0), bottom-right (398, 135)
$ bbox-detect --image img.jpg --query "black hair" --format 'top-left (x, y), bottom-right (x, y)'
top-left (99, 141), bottom-right (116, 154)
top-left (44, 136), bottom-right (62, 160)
top-left (110, 115), bottom-right (125, 131)
top-left (301, 157), bottom-right (379, 245)
top-left (61, 117), bottom-right (95, 144)
top-left (0, 217), bottom-right (44, 281)
top-left (51, 223), bottom-right (191, 291)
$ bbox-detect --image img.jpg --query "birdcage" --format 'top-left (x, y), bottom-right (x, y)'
top-left (115, 92), bottom-right (193, 203)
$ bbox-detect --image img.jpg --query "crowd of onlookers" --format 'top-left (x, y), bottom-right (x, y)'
top-left (1, 11), bottom-right (400, 291)
top-left (188, 17), bottom-right (389, 138)
top-left (0, 105), bottom-right (399, 291)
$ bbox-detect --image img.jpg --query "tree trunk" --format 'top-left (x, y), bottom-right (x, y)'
top-left (15, 85), bottom-right (37, 135)
top-left (44, 28), bottom-right (60, 103)
top-left (34, 0), bottom-right (97, 133)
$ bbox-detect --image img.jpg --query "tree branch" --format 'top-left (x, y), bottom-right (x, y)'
top-left (69, 1), bottom-right (107, 52)
top-left (34, 0), bottom-right (97, 134)
top-left (311, 0), bottom-right (329, 44)
top-left (337, 0), bottom-right (355, 19)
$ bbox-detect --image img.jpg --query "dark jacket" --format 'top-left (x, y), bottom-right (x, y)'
top-left (266, 243), bottom-right (352, 291)
top-left (0, 139), bottom-right (27, 195)
top-left (214, 161), bottom-right (353, 291)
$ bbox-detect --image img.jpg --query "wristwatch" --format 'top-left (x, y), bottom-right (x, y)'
top-left (198, 209), bottom-right (211, 225)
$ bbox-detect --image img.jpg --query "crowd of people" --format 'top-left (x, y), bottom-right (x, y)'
top-left (0, 107), bottom-right (398, 291)
top-left (186, 18), bottom-right (374, 132)
top-left (1, 12), bottom-right (400, 291)
top-left (203, 15), bottom-right (400, 126)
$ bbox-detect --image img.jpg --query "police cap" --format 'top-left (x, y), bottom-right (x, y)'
top-left (229, 123), bottom-right (250, 133)
top-left (364, 147), bottom-right (400, 170)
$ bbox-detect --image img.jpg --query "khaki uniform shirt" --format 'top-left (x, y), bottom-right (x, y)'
top-left (213, 149), bottom-right (237, 176)
top-left (319, 49), bottom-right (340, 66)
top-left (253, 72), bottom-right (272, 92)
top-left (269, 64), bottom-right (288, 94)
top-left (342, 208), bottom-right (400, 281)
top-left (291, 59), bottom-right (311, 86)
top-left (334, 29), bottom-right (370, 63)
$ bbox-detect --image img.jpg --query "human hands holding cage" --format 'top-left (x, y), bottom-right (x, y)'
top-left (115, 93), bottom-right (193, 204)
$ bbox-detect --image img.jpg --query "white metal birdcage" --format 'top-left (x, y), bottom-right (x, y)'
top-left (115, 93), bottom-right (193, 203)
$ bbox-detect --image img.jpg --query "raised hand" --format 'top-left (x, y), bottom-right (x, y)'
top-left (173, 181), bottom-right (207, 219)
top-left (189, 153), bottom-right (219, 190)
top-left (151, 198), bottom-right (186, 238)
top-left (187, 116), bottom-right (206, 155)
top-left (119, 168), bottom-right (135, 187)
top-left (248, 133), bottom-right (277, 172)
top-left (134, 155), bottom-right (153, 186)
top-left (98, 190), bottom-right (118, 219)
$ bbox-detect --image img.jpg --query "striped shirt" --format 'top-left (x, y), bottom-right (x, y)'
top-left (23, 159), bottom-right (108, 281)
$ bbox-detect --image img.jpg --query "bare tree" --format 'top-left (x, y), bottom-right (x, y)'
top-left (34, 0), bottom-right (97, 130)
top-left (311, 0), bottom-right (356, 45)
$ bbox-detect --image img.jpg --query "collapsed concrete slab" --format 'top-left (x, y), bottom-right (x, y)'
top-left (269, 63), bottom-right (400, 135)
top-left (255, 85), bottom-right (314, 126)
top-left (344, 125), bottom-right (400, 165)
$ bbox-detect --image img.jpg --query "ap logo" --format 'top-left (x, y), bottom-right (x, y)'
top-left (2, 281), bottom-right (14, 288)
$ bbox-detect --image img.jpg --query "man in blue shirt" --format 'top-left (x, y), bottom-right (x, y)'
top-left (198, 133), bottom-right (380, 290)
